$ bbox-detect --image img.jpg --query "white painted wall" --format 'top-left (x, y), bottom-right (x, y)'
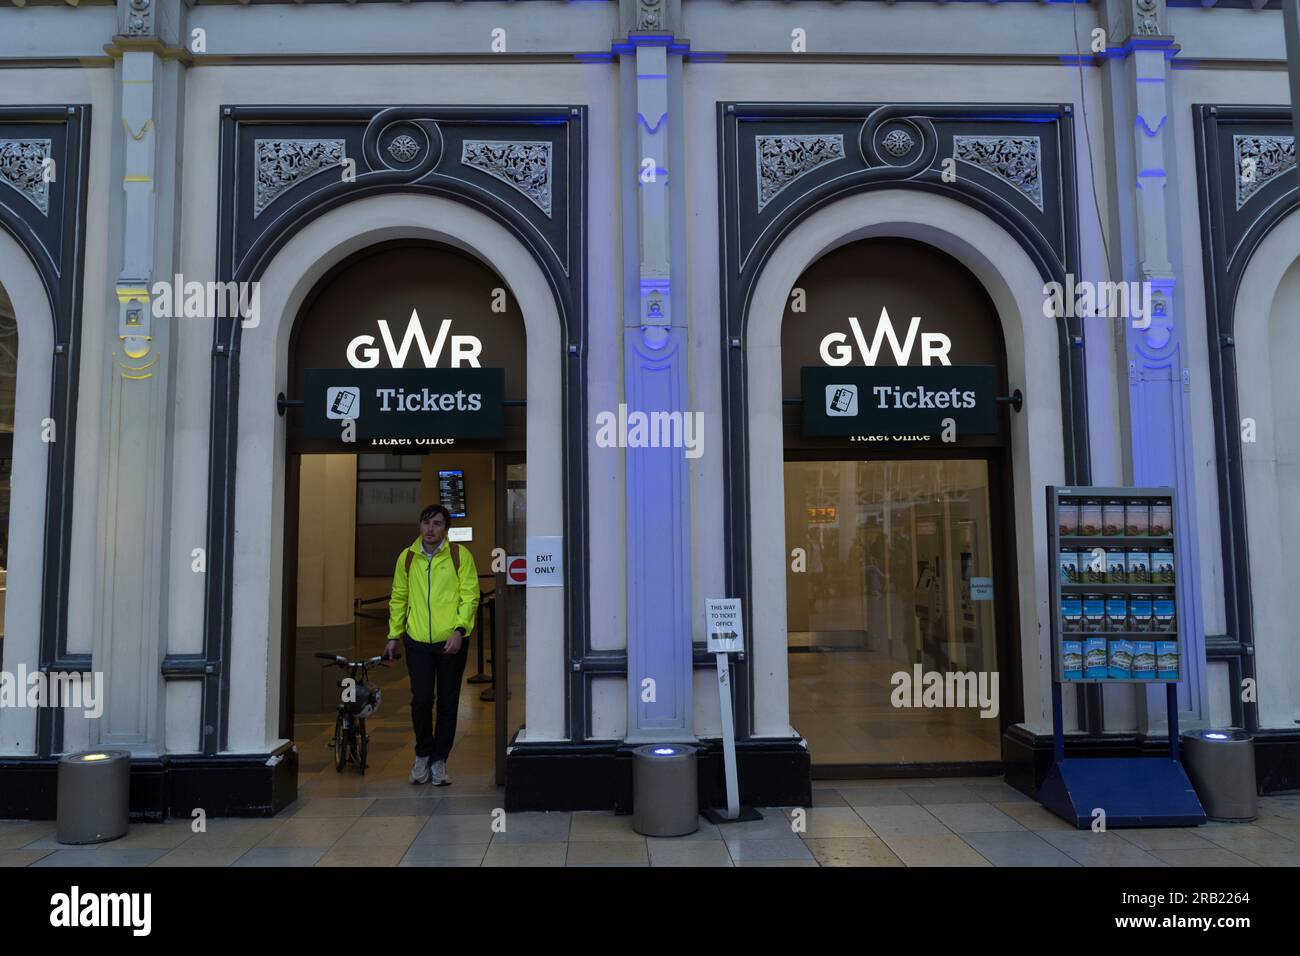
top-left (0, 68), bottom-right (114, 756)
top-left (296, 455), bottom-right (357, 629)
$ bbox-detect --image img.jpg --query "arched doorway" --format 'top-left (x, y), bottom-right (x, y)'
top-left (214, 192), bottom-right (570, 773)
top-left (780, 238), bottom-right (1019, 770)
top-left (282, 240), bottom-right (528, 787)
top-left (0, 282), bottom-right (16, 667)
top-left (0, 227), bottom-right (58, 758)
top-left (737, 189), bottom-right (1067, 772)
top-left (1233, 221), bottom-right (1300, 733)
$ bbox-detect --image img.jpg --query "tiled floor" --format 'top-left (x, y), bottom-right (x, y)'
top-left (6, 772), bottom-right (1300, 867)
top-left (7, 629), bottom-right (1298, 867)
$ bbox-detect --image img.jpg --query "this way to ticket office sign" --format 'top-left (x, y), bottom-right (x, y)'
top-left (705, 598), bottom-right (744, 654)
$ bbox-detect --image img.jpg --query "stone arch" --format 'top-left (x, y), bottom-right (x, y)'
top-left (1230, 209), bottom-right (1300, 730)
top-left (741, 188), bottom-right (1066, 739)
top-left (214, 193), bottom-right (572, 753)
top-left (0, 226), bottom-right (57, 754)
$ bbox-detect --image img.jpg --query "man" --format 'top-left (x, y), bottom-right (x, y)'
top-left (386, 503), bottom-right (479, 786)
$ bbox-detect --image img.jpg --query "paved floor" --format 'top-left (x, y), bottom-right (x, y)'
top-left (5, 770), bottom-right (1299, 867)
top-left (7, 617), bottom-right (1298, 867)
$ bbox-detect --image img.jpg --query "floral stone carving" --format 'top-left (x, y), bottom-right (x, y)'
top-left (1234, 134), bottom-right (1297, 210)
top-left (0, 139), bottom-right (52, 216)
top-left (755, 134), bottom-right (846, 212)
top-left (460, 140), bottom-right (553, 217)
top-left (253, 139), bottom-right (347, 218)
top-left (953, 134), bottom-right (1044, 212)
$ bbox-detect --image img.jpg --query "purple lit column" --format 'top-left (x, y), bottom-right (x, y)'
top-left (619, 19), bottom-right (694, 741)
top-left (1099, 9), bottom-right (1208, 729)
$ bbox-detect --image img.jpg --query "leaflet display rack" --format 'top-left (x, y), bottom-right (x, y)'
top-left (1038, 486), bottom-right (1205, 828)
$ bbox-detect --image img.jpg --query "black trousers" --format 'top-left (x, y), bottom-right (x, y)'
top-left (402, 633), bottom-right (470, 762)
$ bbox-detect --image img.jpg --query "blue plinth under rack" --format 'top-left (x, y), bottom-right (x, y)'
top-left (1041, 487), bottom-right (1207, 829)
top-left (1039, 755), bottom-right (1205, 828)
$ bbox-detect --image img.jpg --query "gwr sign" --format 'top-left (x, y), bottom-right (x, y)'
top-left (347, 310), bottom-right (484, 369)
top-left (818, 308), bottom-right (952, 367)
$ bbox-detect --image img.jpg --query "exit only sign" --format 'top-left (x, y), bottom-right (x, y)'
top-left (526, 536), bottom-right (563, 588)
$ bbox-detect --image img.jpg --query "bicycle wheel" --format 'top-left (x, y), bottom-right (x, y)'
top-left (347, 720), bottom-right (361, 770)
top-left (333, 712), bottom-right (347, 772)
top-left (357, 719), bottom-right (368, 774)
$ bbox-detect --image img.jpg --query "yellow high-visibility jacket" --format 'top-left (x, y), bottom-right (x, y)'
top-left (388, 537), bottom-right (479, 644)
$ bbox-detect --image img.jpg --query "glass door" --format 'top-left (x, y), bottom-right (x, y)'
top-left (785, 458), bottom-right (1002, 766)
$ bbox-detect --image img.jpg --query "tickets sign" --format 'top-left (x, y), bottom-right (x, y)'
top-left (304, 368), bottom-right (504, 440)
top-left (801, 365), bottom-right (997, 436)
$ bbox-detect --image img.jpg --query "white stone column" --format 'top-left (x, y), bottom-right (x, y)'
top-left (92, 0), bottom-right (187, 754)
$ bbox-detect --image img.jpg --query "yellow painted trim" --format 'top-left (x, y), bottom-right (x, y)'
top-left (122, 118), bottom-right (154, 141)
top-left (120, 372), bottom-right (154, 381)
top-left (103, 38), bottom-right (194, 65)
top-left (117, 354), bottom-right (159, 372)
top-left (123, 176), bottom-right (152, 183)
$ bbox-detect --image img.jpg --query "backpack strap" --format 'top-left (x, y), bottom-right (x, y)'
top-left (406, 545), bottom-right (460, 577)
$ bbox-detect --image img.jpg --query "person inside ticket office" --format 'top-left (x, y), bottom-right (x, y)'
top-left (385, 504), bottom-right (480, 786)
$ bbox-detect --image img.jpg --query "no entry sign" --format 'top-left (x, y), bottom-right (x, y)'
top-left (506, 556), bottom-right (526, 586)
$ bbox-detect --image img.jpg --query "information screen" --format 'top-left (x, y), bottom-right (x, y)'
top-left (439, 469), bottom-right (467, 518)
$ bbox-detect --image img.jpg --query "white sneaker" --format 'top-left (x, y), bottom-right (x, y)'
top-left (430, 759), bottom-right (451, 786)
top-left (409, 755), bottom-right (431, 784)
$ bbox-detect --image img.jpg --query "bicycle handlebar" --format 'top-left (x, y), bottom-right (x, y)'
top-left (315, 653), bottom-right (394, 666)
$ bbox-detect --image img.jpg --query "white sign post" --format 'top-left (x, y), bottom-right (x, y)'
top-left (705, 598), bottom-right (745, 821)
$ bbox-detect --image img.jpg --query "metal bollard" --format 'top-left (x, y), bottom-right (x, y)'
top-left (632, 744), bottom-right (699, 837)
top-left (1181, 729), bottom-right (1257, 822)
top-left (57, 750), bottom-right (131, 845)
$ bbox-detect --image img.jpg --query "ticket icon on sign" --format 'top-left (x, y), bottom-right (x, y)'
top-left (326, 386), bottom-right (360, 419)
top-left (826, 384), bottom-right (858, 416)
